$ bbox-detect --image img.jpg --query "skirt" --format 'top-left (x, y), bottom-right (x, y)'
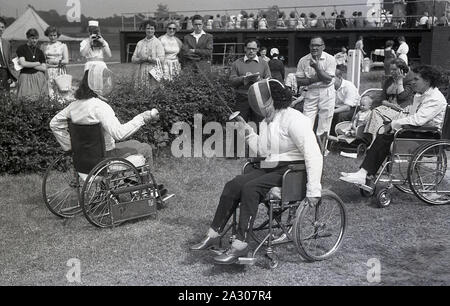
top-left (134, 62), bottom-right (159, 92)
top-left (364, 105), bottom-right (405, 136)
top-left (162, 59), bottom-right (181, 81)
top-left (17, 72), bottom-right (49, 100)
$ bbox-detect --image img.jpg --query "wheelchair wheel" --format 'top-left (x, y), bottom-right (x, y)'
top-left (42, 152), bottom-right (82, 218)
top-left (249, 201), bottom-right (293, 246)
top-left (376, 188), bottom-right (391, 208)
top-left (292, 190), bottom-right (346, 261)
top-left (80, 158), bottom-right (143, 228)
top-left (408, 141), bottom-right (450, 205)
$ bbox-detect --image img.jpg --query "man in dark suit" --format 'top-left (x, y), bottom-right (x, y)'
top-left (0, 17), bottom-right (18, 91)
top-left (182, 14), bottom-right (213, 72)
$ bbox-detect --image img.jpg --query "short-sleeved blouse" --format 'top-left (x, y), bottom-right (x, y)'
top-left (16, 44), bottom-right (46, 74)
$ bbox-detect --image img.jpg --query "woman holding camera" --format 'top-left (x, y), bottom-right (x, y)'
top-left (80, 20), bottom-right (111, 72)
top-left (42, 26), bottom-right (69, 99)
top-left (132, 20), bottom-right (165, 91)
top-left (16, 28), bottom-right (48, 100)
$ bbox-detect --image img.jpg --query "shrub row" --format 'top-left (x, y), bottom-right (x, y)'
top-left (0, 69), bottom-right (236, 174)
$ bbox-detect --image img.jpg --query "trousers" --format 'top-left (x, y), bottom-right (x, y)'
top-left (302, 86), bottom-right (336, 136)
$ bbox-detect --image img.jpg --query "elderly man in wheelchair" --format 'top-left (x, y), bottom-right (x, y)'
top-left (340, 65), bottom-right (448, 207)
top-left (190, 79), bottom-right (346, 267)
top-left (44, 64), bottom-right (171, 227)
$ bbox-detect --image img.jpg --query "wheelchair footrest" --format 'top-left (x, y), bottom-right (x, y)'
top-left (238, 257), bottom-right (257, 265)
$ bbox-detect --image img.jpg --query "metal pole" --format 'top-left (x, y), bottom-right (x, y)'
top-left (433, 0), bottom-right (436, 28)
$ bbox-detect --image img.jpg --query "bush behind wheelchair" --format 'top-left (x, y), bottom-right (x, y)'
top-left (213, 158), bottom-right (347, 269)
top-left (42, 121), bottom-right (173, 227)
top-left (359, 105), bottom-right (450, 207)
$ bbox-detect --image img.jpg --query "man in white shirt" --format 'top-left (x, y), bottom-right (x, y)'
top-left (80, 20), bottom-right (112, 71)
top-left (396, 36), bottom-right (409, 66)
top-left (330, 69), bottom-right (360, 135)
top-left (182, 14), bottom-right (213, 72)
top-left (296, 36), bottom-right (337, 141)
top-left (419, 12), bottom-right (429, 28)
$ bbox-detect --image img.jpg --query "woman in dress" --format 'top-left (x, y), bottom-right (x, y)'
top-left (159, 21), bottom-right (182, 81)
top-left (16, 28), bottom-right (48, 100)
top-left (42, 26), bottom-right (69, 99)
top-left (131, 20), bottom-right (165, 91)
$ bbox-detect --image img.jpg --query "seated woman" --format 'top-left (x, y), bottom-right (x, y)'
top-left (363, 58), bottom-right (415, 142)
top-left (49, 64), bottom-right (159, 164)
top-left (190, 80), bottom-right (323, 265)
top-left (340, 65), bottom-right (447, 185)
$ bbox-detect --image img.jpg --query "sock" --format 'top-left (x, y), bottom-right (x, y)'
top-left (358, 168), bottom-right (368, 177)
top-left (231, 239), bottom-right (248, 251)
top-left (207, 228), bottom-right (220, 238)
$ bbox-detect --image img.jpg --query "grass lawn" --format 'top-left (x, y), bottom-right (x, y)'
top-left (0, 152), bottom-right (449, 286)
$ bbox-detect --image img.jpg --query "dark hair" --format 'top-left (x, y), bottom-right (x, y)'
top-left (0, 17), bottom-right (7, 26)
top-left (391, 58), bottom-right (409, 74)
top-left (44, 26), bottom-right (60, 37)
top-left (358, 11), bottom-right (362, 16)
top-left (290, 12), bottom-right (296, 18)
top-left (398, 36), bottom-right (405, 42)
top-left (140, 19), bottom-right (157, 29)
top-left (385, 40), bottom-right (394, 47)
top-left (270, 80), bottom-right (292, 110)
top-left (245, 39), bottom-right (260, 48)
top-left (336, 65), bottom-right (347, 73)
top-left (26, 28), bottom-right (39, 38)
top-left (412, 65), bottom-right (444, 88)
top-left (75, 71), bottom-right (98, 100)
top-left (216, 14), bottom-right (220, 17)
top-left (167, 21), bottom-right (177, 28)
top-left (300, 13), bottom-right (306, 18)
top-left (259, 46), bottom-right (267, 51)
top-left (309, 13), bottom-right (317, 18)
top-left (192, 14), bottom-right (203, 22)
top-left (279, 13), bottom-right (284, 18)
top-left (321, 11), bottom-right (326, 16)
top-left (310, 36), bottom-right (324, 45)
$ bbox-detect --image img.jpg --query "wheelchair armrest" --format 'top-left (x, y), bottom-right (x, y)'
top-left (400, 125), bottom-right (439, 132)
top-left (287, 163), bottom-right (306, 172)
top-left (246, 157), bottom-right (265, 164)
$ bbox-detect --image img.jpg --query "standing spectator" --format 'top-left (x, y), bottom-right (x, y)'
top-left (235, 14), bottom-right (242, 29)
top-left (80, 20), bottom-right (111, 72)
top-left (182, 15), bottom-right (214, 72)
top-left (297, 13), bottom-right (307, 29)
top-left (206, 16), bottom-right (214, 30)
top-left (42, 26), bottom-right (69, 99)
top-left (437, 13), bottom-right (449, 26)
top-left (419, 12), bottom-right (429, 28)
top-left (16, 28), bottom-right (48, 99)
top-left (335, 10), bottom-right (347, 29)
top-left (240, 14), bottom-right (248, 29)
top-left (349, 11), bottom-right (358, 28)
top-left (246, 13), bottom-right (255, 30)
top-left (229, 39), bottom-right (271, 123)
top-left (308, 13), bottom-right (318, 28)
top-left (296, 36), bottom-right (336, 141)
top-left (427, 13), bottom-right (437, 28)
top-left (259, 47), bottom-right (270, 62)
top-left (0, 17), bottom-right (18, 92)
top-left (355, 12), bottom-right (365, 28)
top-left (317, 12), bottom-right (326, 28)
top-left (334, 47), bottom-right (348, 67)
top-left (355, 36), bottom-right (367, 57)
top-left (186, 17), bottom-right (194, 31)
top-left (213, 14), bottom-right (222, 29)
top-left (288, 11), bottom-right (297, 29)
top-left (258, 14), bottom-right (268, 30)
top-left (327, 12), bottom-right (336, 29)
top-left (396, 36), bottom-right (409, 65)
top-left (268, 48), bottom-right (285, 83)
top-left (383, 40), bottom-right (396, 76)
top-left (276, 13), bottom-right (287, 29)
top-left (366, 11), bottom-right (378, 27)
top-left (159, 21), bottom-right (182, 81)
top-left (175, 18), bottom-right (181, 30)
top-left (131, 20), bottom-right (165, 91)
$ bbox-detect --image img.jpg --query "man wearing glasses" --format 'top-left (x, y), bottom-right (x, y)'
top-left (182, 15), bottom-right (213, 72)
top-left (296, 36), bottom-right (336, 146)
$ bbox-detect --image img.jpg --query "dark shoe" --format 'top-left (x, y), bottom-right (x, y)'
top-left (190, 236), bottom-right (220, 251)
top-left (213, 246), bottom-right (249, 265)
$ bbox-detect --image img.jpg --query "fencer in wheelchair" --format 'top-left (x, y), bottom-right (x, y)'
top-left (340, 65), bottom-right (449, 207)
top-left (44, 63), bottom-right (172, 227)
top-left (190, 79), bottom-right (346, 267)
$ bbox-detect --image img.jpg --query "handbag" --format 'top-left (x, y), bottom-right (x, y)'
top-left (149, 59), bottom-right (163, 82)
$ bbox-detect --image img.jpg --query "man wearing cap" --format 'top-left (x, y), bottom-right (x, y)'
top-left (230, 39), bottom-right (271, 124)
top-left (0, 17), bottom-right (18, 91)
top-left (296, 36), bottom-right (336, 143)
top-left (182, 15), bottom-right (213, 72)
top-left (80, 20), bottom-right (112, 71)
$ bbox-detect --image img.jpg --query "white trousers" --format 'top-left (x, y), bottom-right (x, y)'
top-left (302, 86), bottom-right (336, 135)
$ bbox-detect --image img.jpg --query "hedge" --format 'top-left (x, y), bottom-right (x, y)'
top-left (0, 68), bottom-right (236, 174)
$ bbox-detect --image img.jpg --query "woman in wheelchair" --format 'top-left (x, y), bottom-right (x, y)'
top-left (49, 63), bottom-right (159, 162)
top-left (190, 79), bottom-right (323, 265)
top-left (340, 65), bottom-right (448, 186)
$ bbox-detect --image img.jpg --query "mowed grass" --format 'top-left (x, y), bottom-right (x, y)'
top-left (0, 153), bottom-right (449, 286)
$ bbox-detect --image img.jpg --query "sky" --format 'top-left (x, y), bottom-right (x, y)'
top-left (0, 0), bottom-right (373, 18)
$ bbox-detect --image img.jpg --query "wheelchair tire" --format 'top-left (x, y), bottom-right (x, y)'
top-left (292, 190), bottom-right (346, 261)
top-left (408, 140), bottom-right (450, 205)
top-left (376, 188), bottom-right (391, 208)
top-left (80, 158), bottom-right (143, 228)
top-left (42, 152), bottom-right (82, 218)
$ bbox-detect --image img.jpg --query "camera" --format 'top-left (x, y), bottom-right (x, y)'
top-left (90, 34), bottom-right (101, 40)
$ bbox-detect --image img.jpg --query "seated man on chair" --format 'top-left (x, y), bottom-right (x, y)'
top-left (190, 79), bottom-right (323, 265)
top-left (50, 63), bottom-right (159, 164)
top-left (340, 65), bottom-right (447, 186)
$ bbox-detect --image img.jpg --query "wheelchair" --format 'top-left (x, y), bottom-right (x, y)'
top-left (42, 121), bottom-right (173, 228)
top-left (215, 158), bottom-right (347, 269)
top-left (359, 105), bottom-right (450, 208)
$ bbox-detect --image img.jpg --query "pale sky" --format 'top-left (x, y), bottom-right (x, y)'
top-left (0, 0), bottom-right (371, 18)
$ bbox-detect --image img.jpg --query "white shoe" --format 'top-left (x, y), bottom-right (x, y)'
top-left (340, 172), bottom-right (350, 177)
top-left (339, 173), bottom-right (366, 185)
